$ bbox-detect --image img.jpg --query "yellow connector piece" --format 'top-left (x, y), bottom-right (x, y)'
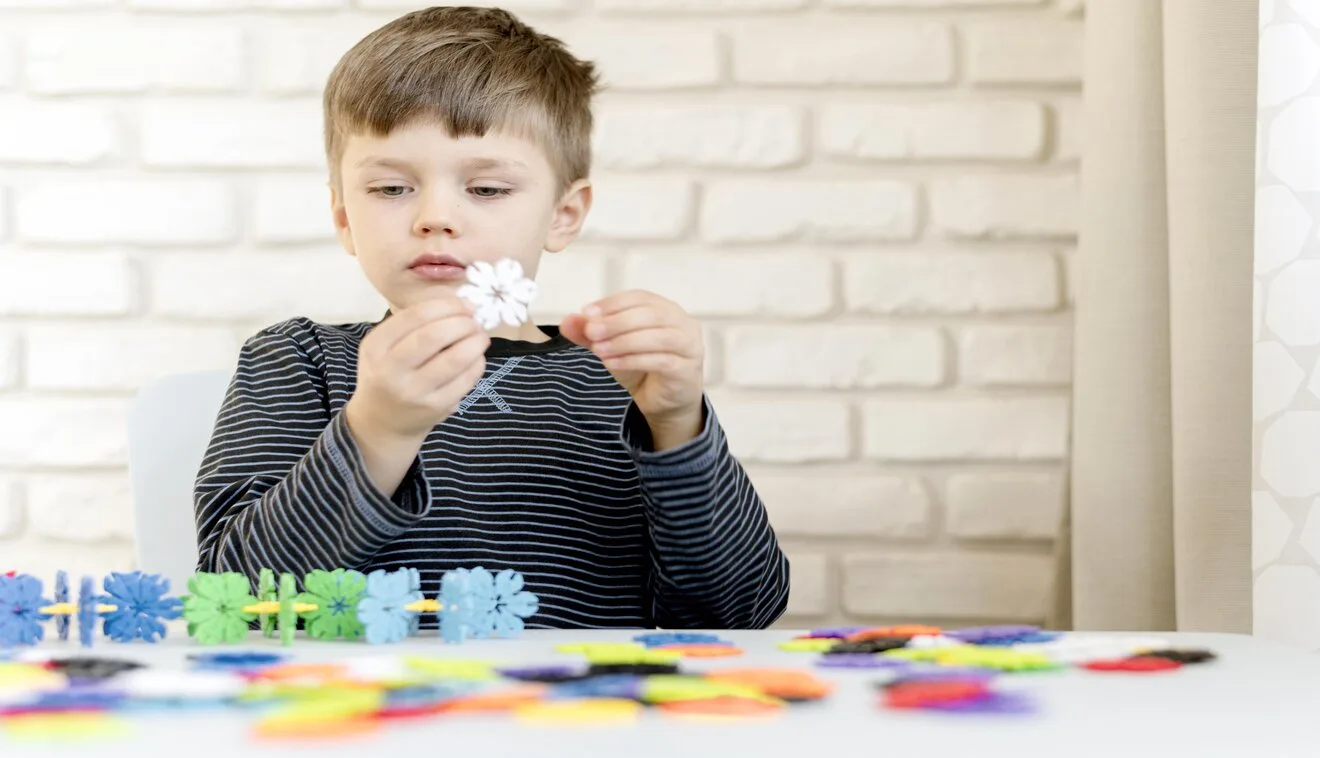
top-left (404, 599), bottom-right (443, 613)
top-left (242, 601), bottom-right (319, 614)
top-left (38, 603), bottom-right (117, 615)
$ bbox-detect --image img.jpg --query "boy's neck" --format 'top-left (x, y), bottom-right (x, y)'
top-left (488, 321), bottom-right (551, 343)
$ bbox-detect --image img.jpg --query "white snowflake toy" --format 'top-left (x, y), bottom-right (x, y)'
top-left (456, 259), bottom-right (538, 331)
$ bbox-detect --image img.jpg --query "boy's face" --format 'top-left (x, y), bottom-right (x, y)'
top-left (331, 121), bottom-right (590, 316)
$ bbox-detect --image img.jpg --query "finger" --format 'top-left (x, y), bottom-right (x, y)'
top-left (582, 290), bottom-right (668, 319)
top-left (367, 295), bottom-right (474, 354)
top-left (582, 305), bottom-right (670, 343)
top-left (593, 327), bottom-right (695, 360)
top-left (559, 313), bottom-right (590, 347)
top-left (390, 313), bottom-right (482, 370)
top-left (601, 352), bottom-right (694, 375)
top-left (415, 331), bottom-right (489, 390)
top-left (424, 345), bottom-right (489, 411)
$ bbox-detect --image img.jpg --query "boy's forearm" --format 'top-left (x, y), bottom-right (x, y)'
top-left (344, 397), bottom-right (430, 498)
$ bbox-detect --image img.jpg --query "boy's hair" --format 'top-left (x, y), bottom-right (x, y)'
top-left (323, 6), bottom-right (599, 193)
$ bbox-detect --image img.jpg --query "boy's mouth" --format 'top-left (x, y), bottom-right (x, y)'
top-left (410, 253), bottom-right (468, 282)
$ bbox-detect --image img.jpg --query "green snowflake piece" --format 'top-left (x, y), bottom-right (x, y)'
top-left (181, 572), bottom-right (257, 645)
top-left (258, 568), bottom-right (277, 639)
top-left (295, 568), bottom-right (367, 641)
top-left (278, 573), bottom-right (296, 648)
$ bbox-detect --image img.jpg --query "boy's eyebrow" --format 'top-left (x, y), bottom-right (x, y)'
top-left (354, 156), bottom-right (530, 172)
top-left (463, 157), bottom-right (530, 172)
top-left (355, 156), bottom-right (415, 171)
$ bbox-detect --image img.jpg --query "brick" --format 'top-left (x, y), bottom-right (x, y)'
top-left (843, 552), bottom-right (1054, 620)
top-left (142, 101), bottom-right (324, 169)
top-left (130, 0), bottom-right (345, 8)
top-left (26, 24), bottom-right (243, 94)
top-left (958, 323), bottom-right (1071, 386)
top-left (254, 175), bottom-right (334, 244)
top-left (863, 397), bottom-right (1069, 461)
top-left (526, 252), bottom-right (609, 318)
top-left (17, 181), bottom-right (237, 245)
top-left (620, 251), bottom-right (833, 318)
top-left (581, 178), bottom-right (693, 240)
top-left (930, 175), bottom-right (1078, 239)
top-left (254, 20), bottom-right (377, 93)
top-left (358, 0), bottom-right (570, 9)
top-left (703, 180), bottom-right (916, 242)
top-left (827, 0), bottom-right (1042, 5)
top-left (27, 473), bottom-right (135, 543)
top-left (26, 325), bottom-right (241, 391)
top-left (0, 541), bottom-right (135, 580)
top-left (750, 472), bottom-right (931, 538)
top-left (0, 35), bottom-right (16, 89)
top-left (819, 102), bottom-right (1045, 161)
top-left (733, 22), bottom-right (953, 85)
top-left (844, 252), bottom-right (1059, 315)
top-left (561, 28), bottom-right (721, 89)
top-left (946, 471), bottom-right (1064, 540)
top-left (0, 398), bottom-right (129, 467)
top-left (0, 251), bottom-right (136, 316)
top-left (0, 477), bottom-right (21, 538)
top-left (1053, 98), bottom-right (1081, 161)
top-left (598, 0), bottom-right (806, 11)
top-left (965, 20), bottom-right (1083, 85)
top-left (0, 100), bottom-right (117, 165)
top-left (595, 105), bottom-right (805, 169)
top-left (149, 251), bottom-right (386, 322)
top-left (726, 326), bottom-right (945, 389)
top-left (783, 553), bottom-right (830, 618)
top-left (709, 395), bottom-right (851, 463)
top-left (0, 331), bottom-right (18, 390)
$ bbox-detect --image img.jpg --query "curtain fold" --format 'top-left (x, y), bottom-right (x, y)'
top-left (1066, 0), bottom-right (1255, 632)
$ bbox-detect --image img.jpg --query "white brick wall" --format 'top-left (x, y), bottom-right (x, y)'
top-left (0, 1), bottom-right (1081, 628)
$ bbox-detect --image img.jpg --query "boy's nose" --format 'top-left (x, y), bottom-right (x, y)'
top-left (414, 194), bottom-right (460, 237)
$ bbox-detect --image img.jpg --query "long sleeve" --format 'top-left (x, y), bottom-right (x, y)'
top-left (622, 396), bottom-right (790, 629)
top-left (193, 325), bottom-right (432, 585)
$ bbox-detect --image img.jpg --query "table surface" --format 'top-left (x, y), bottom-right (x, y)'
top-left (3, 628), bottom-right (1320, 758)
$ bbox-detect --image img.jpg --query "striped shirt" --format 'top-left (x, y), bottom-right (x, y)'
top-left (193, 317), bottom-right (790, 630)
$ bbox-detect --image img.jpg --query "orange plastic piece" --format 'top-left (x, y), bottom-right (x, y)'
top-left (248, 663), bottom-right (348, 683)
top-left (659, 696), bottom-right (784, 720)
top-left (705, 669), bottom-right (833, 701)
top-left (655, 644), bottom-right (744, 658)
top-left (254, 717), bottom-right (380, 740)
top-left (846, 625), bottom-right (942, 642)
top-left (438, 684), bottom-right (548, 713)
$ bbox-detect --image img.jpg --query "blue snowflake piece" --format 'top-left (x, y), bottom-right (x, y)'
top-left (438, 567), bottom-right (497, 643)
top-left (356, 569), bottom-right (422, 645)
top-left (406, 568), bottom-right (422, 637)
top-left (0, 574), bottom-right (52, 647)
top-left (98, 571), bottom-right (183, 643)
top-left (633, 632), bottom-right (726, 648)
top-left (188, 651), bottom-right (288, 673)
top-left (491, 569), bottom-right (537, 639)
top-left (77, 576), bottom-right (98, 648)
top-left (54, 571), bottom-right (70, 641)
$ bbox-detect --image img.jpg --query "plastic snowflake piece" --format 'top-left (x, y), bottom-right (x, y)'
top-left (77, 577), bottom-right (98, 647)
top-left (406, 568), bottom-right (422, 637)
top-left (0, 575), bottom-right (52, 647)
top-left (181, 573), bottom-right (258, 645)
top-left (356, 569), bottom-right (422, 645)
top-left (257, 569), bottom-right (277, 640)
top-left (456, 259), bottom-right (538, 330)
top-left (97, 571), bottom-right (183, 643)
top-left (296, 569), bottom-right (367, 642)
top-left (278, 573), bottom-right (297, 647)
top-left (438, 568), bottom-right (496, 643)
top-left (53, 571), bottom-right (70, 642)
top-left (490, 569), bottom-right (537, 638)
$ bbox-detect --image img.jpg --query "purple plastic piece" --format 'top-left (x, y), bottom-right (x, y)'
top-left (925, 691), bottom-right (1036, 714)
top-left (496, 663), bottom-right (588, 683)
top-left (806, 626), bottom-right (868, 639)
top-left (946, 625), bottom-right (1041, 644)
top-left (815, 654), bottom-right (914, 670)
top-left (891, 667), bottom-right (1000, 684)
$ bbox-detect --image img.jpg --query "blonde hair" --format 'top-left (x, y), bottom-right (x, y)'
top-left (323, 6), bottom-right (599, 192)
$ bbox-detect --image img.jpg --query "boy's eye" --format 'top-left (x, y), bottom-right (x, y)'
top-left (369, 185), bottom-right (409, 197)
top-left (469, 186), bottom-right (512, 198)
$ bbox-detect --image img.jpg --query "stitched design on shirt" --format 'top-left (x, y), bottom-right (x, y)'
top-left (456, 356), bottom-right (523, 415)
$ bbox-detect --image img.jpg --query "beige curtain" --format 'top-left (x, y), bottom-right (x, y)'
top-left (1062, 0), bottom-right (1256, 632)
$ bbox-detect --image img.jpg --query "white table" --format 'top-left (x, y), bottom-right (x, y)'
top-left (4, 629), bottom-right (1320, 758)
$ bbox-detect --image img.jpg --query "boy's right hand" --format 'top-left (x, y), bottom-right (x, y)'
top-left (345, 294), bottom-right (490, 446)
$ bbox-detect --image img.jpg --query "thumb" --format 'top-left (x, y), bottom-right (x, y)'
top-left (559, 313), bottom-right (590, 347)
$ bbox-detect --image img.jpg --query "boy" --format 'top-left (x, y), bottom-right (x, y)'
top-left (193, 6), bottom-right (789, 629)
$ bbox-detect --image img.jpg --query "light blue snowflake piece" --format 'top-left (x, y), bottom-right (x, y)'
top-left (77, 576), bottom-right (98, 648)
top-left (0, 574), bottom-right (52, 647)
top-left (491, 569), bottom-right (537, 639)
top-left (54, 571), bottom-right (70, 642)
top-left (356, 569), bottom-right (422, 645)
top-left (406, 568), bottom-right (422, 637)
top-left (439, 567), bottom-right (496, 643)
top-left (99, 571), bottom-right (183, 643)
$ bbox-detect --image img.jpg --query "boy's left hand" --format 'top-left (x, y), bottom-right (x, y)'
top-left (560, 290), bottom-right (705, 450)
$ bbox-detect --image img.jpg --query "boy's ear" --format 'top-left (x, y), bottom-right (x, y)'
top-left (545, 179), bottom-right (592, 253)
top-left (330, 182), bottom-right (356, 257)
